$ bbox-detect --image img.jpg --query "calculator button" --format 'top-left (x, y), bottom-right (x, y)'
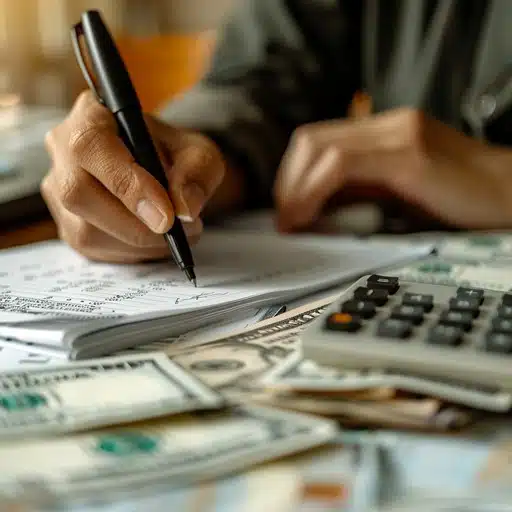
top-left (496, 305), bottom-right (512, 319)
top-left (485, 332), bottom-right (512, 354)
top-left (448, 297), bottom-right (480, 318)
top-left (427, 325), bottom-right (463, 347)
top-left (402, 293), bottom-right (434, 312)
top-left (456, 287), bottom-right (484, 305)
top-left (325, 313), bottom-right (361, 333)
top-left (490, 317), bottom-right (512, 334)
top-left (366, 274), bottom-right (399, 294)
top-left (438, 311), bottom-right (473, 331)
top-left (390, 305), bottom-right (424, 325)
top-left (501, 293), bottom-right (512, 307)
top-left (353, 287), bottom-right (388, 306)
top-left (341, 300), bottom-right (376, 319)
top-left (376, 318), bottom-right (412, 339)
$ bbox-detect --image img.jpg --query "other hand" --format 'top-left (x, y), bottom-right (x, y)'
top-left (274, 107), bottom-right (512, 232)
top-left (42, 91), bottom-right (225, 262)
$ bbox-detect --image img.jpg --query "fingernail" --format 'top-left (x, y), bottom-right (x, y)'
top-left (178, 183), bottom-right (206, 222)
top-left (137, 199), bottom-right (167, 232)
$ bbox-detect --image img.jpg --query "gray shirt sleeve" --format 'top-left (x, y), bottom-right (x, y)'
top-left (159, 0), bottom-right (360, 208)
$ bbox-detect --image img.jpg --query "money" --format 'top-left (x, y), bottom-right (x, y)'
top-left (0, 352), bottom-right (223, 439)
top-left (0, 404), bottom-right (337, 504)
top-left (250, 391), bottom-right (472, 431)
top-left (167, 295), bottom-right (336, 391)
top-left (390, 256), bottom-right (512, 291)
top-left (263, 359), bottom-right (512, 413)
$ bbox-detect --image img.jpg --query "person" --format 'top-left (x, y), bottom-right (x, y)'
top-left (42, 0), bottom-right (512, 263)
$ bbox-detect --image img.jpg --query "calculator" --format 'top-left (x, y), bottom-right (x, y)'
top-left (300, 274), bottom-right (512, 392)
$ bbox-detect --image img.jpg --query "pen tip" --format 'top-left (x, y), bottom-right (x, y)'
top-left (192, 278), bottom-right (197, 288)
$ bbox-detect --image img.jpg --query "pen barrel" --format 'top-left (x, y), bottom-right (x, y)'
top-left (116, 108), bottom-right (168, 189)
top-left (116, 108), bottom-right (195, 271)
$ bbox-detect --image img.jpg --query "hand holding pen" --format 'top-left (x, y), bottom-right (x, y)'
top-left (41, 10), bottom-right (225, 278)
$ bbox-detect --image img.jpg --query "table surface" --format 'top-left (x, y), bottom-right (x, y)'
top-left (0, 218), bottom-right (57, 250)
top-left (1, 218), bottom-right (511, 511)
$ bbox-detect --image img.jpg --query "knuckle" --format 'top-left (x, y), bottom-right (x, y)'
top-left (44, 128), bottom-right (57, 155)
top-left (68, 125), bottom-right (104, 160)
top-left (110, 169), bottom-right (136, 200)
top-left (39, 172), bottom-right (52, 198)
top-left (59, 173), bottom-right (89, 212)
top-left (71, 221), bottom-right (95, 250)
top-left (400, 108), bottom-right (427, 150)
top-left (291, 125), bottom-right (313, 147)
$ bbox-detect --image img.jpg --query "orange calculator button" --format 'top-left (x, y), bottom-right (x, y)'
top-left (325, 312), bottom-right (361, 332)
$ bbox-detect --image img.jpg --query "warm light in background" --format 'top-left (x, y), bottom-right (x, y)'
top-left (0, 0), bottom-right (235, 111)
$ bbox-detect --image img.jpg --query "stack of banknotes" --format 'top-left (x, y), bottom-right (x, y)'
top-left (164, 232), bottom-right (512, 432)
top-left (0, 351), bottom-right (342, 508)
top-left (2, 231), bottom-right (512, 510)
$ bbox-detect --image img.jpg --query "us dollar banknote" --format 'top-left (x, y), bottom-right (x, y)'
top-left (0, 352), bottom-right (223, 439)
top-left (263, 359), bottom-right (512, 413)
top-left (166, 295), bottom-right (338, 391)
top-left (389, 256), bottom-right (512, 292)
top-left (0, 404), bottom-right (337, 505)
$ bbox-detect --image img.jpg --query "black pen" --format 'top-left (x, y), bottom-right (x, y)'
top-left (71, 9), bottom-right (197, 286)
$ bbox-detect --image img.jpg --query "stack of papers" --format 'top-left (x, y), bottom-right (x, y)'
top-left (0, 230), bottom-right (432, 359)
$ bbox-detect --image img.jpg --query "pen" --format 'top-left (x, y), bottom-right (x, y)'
top-left (70, 9), bottom-right (197, 286)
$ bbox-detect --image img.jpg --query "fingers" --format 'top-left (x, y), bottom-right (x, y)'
top-left (41, 173), bottom-right (203, 263)
top-left (43, 90), bottom-right (211, 263)
top-left (46, 91), bottom-right (176, 234)
top-left (274, 108), bottom-right (433, 231)
top-left (276, 147), bottom-right (344, 230)
top-left (149, 120), bottom-right (226, 222)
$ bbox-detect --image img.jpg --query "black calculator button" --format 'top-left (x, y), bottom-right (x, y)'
top-left (325, 313), bottom-right (362, 333)
top-left (427, 325), bottom-right (463, 347)
top-left (366, 274), bottom-right (399, 294)
top-left (353, 287), bottom-right (389, 306)
top-left (490, 317), bottom-right (512, 334)
top-left (376, 318), bottom-right (412, 339)
top-left (390, 305), bottom-right (424, 325)
top-left (496, 305), bottom-right (512, 319)
top-left (501, 293), bottom-right (512, 307)
top-left (438, 311), bottom-right (473, 331)
top-left (402, 293), bottom-right (434, 312)
top-left (485, 332), bottom-right (512, 354)
top-left (456, 287), bottom-right (485, 305)
top-left (341, 300), bottom-right (376, 319)
top-left (448, 298), bottom-right (480, 318)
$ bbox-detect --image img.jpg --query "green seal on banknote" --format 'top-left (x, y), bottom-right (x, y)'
top-left (417, 262), bottom-right (453, 274)
top-left (95, 433), bottom-right (159, 456)
top-left (0, 392), bottom-right (47, 411)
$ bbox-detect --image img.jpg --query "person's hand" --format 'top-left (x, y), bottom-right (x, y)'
top-left (42, 91), bottom-right (225, 263)
top-left (274, 107), bottom-right (512, 232)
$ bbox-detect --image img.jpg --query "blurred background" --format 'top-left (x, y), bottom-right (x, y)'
top-left (0, 0), bottom-right (236, 111)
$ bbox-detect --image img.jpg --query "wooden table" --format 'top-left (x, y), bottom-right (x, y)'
top-left (0, 219), bottom-right (58, 250)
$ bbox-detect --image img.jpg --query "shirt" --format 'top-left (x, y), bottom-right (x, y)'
top-left (160, 0), bottom-right (512, 216)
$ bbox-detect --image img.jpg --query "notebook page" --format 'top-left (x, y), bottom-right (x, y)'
top-left (0, 231), bottom-right (433, 324)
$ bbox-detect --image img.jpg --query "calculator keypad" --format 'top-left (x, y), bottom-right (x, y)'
top-left (304, 273), bottom-right (512, 392)
top-left (322, 273), bottom-right (512, 356)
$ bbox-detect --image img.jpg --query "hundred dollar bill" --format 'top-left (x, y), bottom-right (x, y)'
top-left (0, 352), bottom-right (223, 439)
top-left (263, 359), bottom-right (512, 413)
top-left (167, 295), bottom-right (337, 391)
top-left (0, 404), bottom-right (337, 505)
